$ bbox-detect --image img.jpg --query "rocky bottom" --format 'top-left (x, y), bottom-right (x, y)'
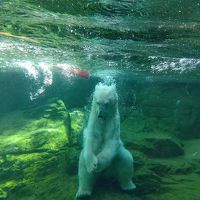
top-left (0, 99), bottom-right (199, 200)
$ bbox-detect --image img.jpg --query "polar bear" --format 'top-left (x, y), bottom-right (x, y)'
top-left (76, 83), bottom-right (136, 199)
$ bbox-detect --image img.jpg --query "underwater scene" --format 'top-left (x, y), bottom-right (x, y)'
top-left (0, 0), bottom-right (200, 199)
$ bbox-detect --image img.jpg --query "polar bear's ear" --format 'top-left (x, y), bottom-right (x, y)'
top-left (94, 83), bottom-right (101, 93)
top-left (110, 84), bottom-right (117, 92)
top-left (95, 82), bottom-right (103, 90)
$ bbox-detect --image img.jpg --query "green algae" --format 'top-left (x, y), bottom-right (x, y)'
top-left (0, 99), bottom-right (72, 199)
top-left (70, 110), bottom-right (85, 135)
top-left (69, 109), bottom-right (85, 145)
top-left (0, 188), bottom-right (7, 199)
top-left (0, 101), bottom-right (69, 156)
top-left (0, 96), bottom-right (200, 200)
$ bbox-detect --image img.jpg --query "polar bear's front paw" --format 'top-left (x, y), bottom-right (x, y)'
top-left (95, 154), bottom-right (107, 172)
top-left (86, 155), bottom-right (97, 173)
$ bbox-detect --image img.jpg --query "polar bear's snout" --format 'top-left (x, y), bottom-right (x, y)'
top-left (98, 110), bottom-right (103, 119)
top-left (96, 103), bottom-right (107, 119)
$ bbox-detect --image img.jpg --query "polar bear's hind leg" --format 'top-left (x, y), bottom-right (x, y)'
top-left (115, 146), bottom-right (136, 191)
top-left (76, 151), bottom-right (95, 199)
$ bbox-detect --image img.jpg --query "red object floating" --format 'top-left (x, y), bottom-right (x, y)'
top-left (55, 64), bottom-right (89, 79)
top-left (72, 68), bottom-right (89, 79)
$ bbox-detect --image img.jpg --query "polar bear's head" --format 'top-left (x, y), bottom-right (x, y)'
top-left (92, 83), bottom-right (118, 119)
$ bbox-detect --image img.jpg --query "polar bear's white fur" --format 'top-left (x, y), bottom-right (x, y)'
top-left (76, 83), bottom-right (136, 199)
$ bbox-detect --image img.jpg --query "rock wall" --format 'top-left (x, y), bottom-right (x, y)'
top-left (0, 99), bottom-right (71, 200)
top-left (119, 79), bottom-right (200, 139)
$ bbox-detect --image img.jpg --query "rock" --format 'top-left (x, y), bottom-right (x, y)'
top-left (0, 188), bottom-right (7, 199)
top-left (0, 98), bottom-right (70, 155)
top-left (120, 82), bottom-right (200, 139)
top-left (127, 150), bottom-right (146, 170)
top-left (143, 137), bottom-right (184, 158)
top-left (172, 163), bottom-right (193, 174)
top-left (69, 110), bottom-right (85, 135)
top-left (175, 105), bottom-right (200, 139)
top-left (122, 120), bottom-right (184, 159)
top-left (135, 168), bottom-right (162, 195)
top-left (65, 147), bottom-right (80, 175)
top-left (69, 109), bottom-right (85, 145)
top-left (148, 159), bottom-right (195, 176)
top-left (0, 99), bottom-right (71, 199)
top-left (148, 161), bottom-right (171, 176)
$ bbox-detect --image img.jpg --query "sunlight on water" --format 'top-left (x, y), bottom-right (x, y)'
top-left (13, 59), bottom-right (86, 100)
top-left (0, 40), bottom-right (83, 99)
top-left (16, 61), bottom-right (53, 100)
top-left (150, 56), bottom-right (200, 73)
top-left (17, 61), bottom-right (39, 79)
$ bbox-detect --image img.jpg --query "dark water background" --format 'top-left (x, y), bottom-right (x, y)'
top-left (0, 1), bottom-right (200, 200)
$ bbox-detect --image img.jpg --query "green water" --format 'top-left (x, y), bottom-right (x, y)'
top-left (0, 0), bottom-right (200, 200)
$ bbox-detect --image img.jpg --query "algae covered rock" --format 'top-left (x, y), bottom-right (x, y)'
top-left (69, 109), bottom-right (85, 145)
top-left (174, 104), bottom-right (200, 139)
top-left (135, 168), bottom-right (162, 195)
top-left (121, 114), bottom-right (184, 159)
top-left (0, 98), bottom-right (70, 155)
top-left (70, 110), bottom-right (85, 135)
top-left (0, 98), bottom-right (71, 200)
top-left (0, 188), bottom-right (7, 199)
top-left (143, 137), bottom-right (184, 158)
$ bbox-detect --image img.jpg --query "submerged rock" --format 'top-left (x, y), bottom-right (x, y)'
top-left (69, 109), bottom-right (86, 145)
top-left (0, 99), bottom-right (70, 155)
top-left (0, 188), bottom-right (7, 199)
top-left (0, 96), bottom-right (199, 200)
top-left (135, 168), bottom-right (162, 195)
top-left (0, 99), bottom-right (71, 200)
top-left (144, 138), bottom-right (184, 158)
